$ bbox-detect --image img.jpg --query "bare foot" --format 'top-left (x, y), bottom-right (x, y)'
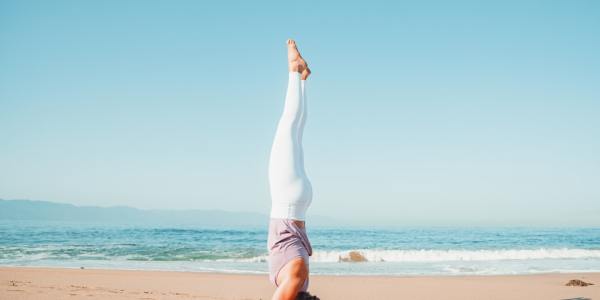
top-left (287, 39), bottom-right (310, 79)
top-left (301, 67), bottom-right (311, 80)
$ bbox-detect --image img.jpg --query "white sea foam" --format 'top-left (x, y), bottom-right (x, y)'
top-left (308, 248), bottom-right (600, 263)
top-left (214, 255), bottom-right (268, 263)
top-left (4, 248), bottom-right (600, 265)
top-left (191, 248), bottom-right (600, 263)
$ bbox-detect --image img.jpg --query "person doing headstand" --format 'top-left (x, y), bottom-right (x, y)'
top-left (267, 39), bottom-right (318, 300)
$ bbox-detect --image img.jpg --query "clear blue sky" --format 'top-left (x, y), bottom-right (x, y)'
top-left (1, 0), bottom-right (599, 226)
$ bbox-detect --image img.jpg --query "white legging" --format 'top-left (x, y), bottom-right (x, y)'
top-left (268, 72), bottom-right (313, 221)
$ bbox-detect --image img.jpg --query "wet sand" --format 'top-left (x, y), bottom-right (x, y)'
top-left (1, 266), bottom-right (599, 299)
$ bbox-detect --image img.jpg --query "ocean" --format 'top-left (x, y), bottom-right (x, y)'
top-left (1, 221), bottom-right (599, 276)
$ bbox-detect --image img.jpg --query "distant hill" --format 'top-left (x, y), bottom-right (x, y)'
top-left (0, 199), bottom-right (338, 227)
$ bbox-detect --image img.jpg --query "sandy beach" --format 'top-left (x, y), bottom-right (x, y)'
top-left (1, 267), bottom-right (598, 300)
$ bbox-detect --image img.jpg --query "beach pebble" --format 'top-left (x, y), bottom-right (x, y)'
top-left (565, 279), bottom-right (594, 286)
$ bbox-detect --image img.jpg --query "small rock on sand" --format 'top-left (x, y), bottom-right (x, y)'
top-left (565, 279), bottom-right (594, 286)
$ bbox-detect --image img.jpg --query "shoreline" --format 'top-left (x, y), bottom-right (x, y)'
top-left (2, 266), bottom-right (599, 299)
top-left (4, 263), bottom-right (600, 277)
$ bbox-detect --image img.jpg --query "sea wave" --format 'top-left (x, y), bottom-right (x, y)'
top-left (3, 247), bottom-right (600, 264)
top-left (310, 248), bottom-right (600, 262)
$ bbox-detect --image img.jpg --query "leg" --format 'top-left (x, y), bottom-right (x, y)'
top-left (268, 71), bottom-right (303, 183)
top-left (269, 39), bottom-right (310, 180)
top-left (298, 80), bottom-right (307, 152)
top-left (268, 40), bottom-right (313, 221)
top-left (272, 257), bottom-right (308, 300)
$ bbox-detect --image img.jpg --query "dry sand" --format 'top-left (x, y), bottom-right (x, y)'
top-left (1, 267), bottom-right (599, 300)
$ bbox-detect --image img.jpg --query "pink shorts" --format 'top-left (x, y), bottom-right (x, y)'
top-left (267, 218), bottom-right (313, 292)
